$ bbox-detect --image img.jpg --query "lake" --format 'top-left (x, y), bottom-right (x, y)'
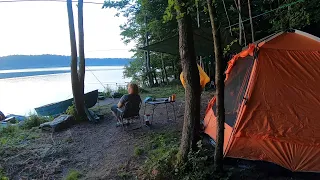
top-left (0, 66), bottom-right (130, 116)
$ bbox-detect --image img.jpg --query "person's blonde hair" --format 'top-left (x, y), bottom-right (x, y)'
top-left (128, 83), bottom-right (139, 95)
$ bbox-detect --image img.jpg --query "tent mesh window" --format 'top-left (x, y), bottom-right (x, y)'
top-left (213, 56), bottom-right (254, 127)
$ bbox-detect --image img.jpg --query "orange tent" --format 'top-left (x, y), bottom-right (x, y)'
top-left (204, 30), bottom-right (320, 172)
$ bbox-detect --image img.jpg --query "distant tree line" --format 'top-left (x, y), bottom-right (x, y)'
top-left (0, 55), bottom-right (132, 70)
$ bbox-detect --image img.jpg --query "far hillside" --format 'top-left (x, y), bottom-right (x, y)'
top-left (0, 55), bottom-right (132, 70)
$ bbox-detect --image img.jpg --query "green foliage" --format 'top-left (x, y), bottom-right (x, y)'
top-left (117, 171), bottom-right (132, 179)
top-left (0, 125), bottom-right (18, 137)
top-left (65, 105), bottom-right (83, 121)
top-left (0, 169), bottom-right (9, 180)
top-left (21, 114), bottom-right (52, 130)
top-left (104, 85), bottom-right (113, 97)
top-left (103, 0), bottom-right (180, 86)
top-left (0, 123), bottom-right (41, 147)
top-left (134, 146), bottom-right (144, 156)
top-left (142, 132), bottom-right (179, 180)
top-left (65, 170), bottom-right (81, 180)
top-left (175, 141), bottom-right (217, 180)
top-left (117, 85), bottom-right (128, 95)
top-left (140, 84), bottom-right (184, 99)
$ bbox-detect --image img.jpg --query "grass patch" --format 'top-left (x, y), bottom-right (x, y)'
top-left (65, 170), bottom-right (81, 180)
top-left (21, 114), bottom-right (52, 129)
top-left (0, 114), bottom-right (47, 148)
top-left (0, 125), bottom-right (41, 147)
top-left (140, 85), bottom-right (184, 100)
top-left (138, 132), bottom-right (224, 180)
top-left (90, 104), bottom-right (113, 116)
top-left (140, 131), bottom-right (180, 179)
top-left (134, 146), bottom-right (144, 156)
top-left (0, 169), bottom-right (9, 180)
top-left (117, 171), bottom-right (132, 180)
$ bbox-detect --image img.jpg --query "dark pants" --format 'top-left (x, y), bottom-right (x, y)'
top-left (111, 105), bottom-right (120, 119)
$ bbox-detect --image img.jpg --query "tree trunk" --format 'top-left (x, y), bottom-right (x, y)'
top-left (153, 70), bottom-right (159, 86)
top-left (175, 0), bottom-right (201, 164)
top-left (207, 0), bottom-right (225, 173)
top-left (172, 59), bottom-right (177, 79)
top-left (161, 54), bottom-right (169, 84)
top-left (144, 15), bottom-right (154, 87)
top-left (66, 0), bottom-right (84, 116)
top-left (248, 0), bottom-right (254, 42)
top-left (236, 0), bottom-right (242, 45)
top-left (77, 0), bottom-right (86, 117)
top-left (161, 69), bottom-right (165, 84)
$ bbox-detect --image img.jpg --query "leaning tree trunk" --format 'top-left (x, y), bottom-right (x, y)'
top-left (77, 0), bottom-right (86, 117)
top-left (176, 0), bottom-right (201, 164)
top-left (207, 0), bottom-right (226, 173)
top-left (66, 0), bottom-right (85, 116)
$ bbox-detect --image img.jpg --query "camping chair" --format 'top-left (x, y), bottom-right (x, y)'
top-left (117, 101), bottom-right (143, 130)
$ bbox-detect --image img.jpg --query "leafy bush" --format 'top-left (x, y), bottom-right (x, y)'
top-left (175, 141), bottom-right (216, 180)
top-left (22, 114), bottom-right (51, 129)
top-left (117, 85), bottom-right (127, 95)
top-left (65, 105), bottom-right (82, 121)
top-left (142, 132), bottom-right (179, 180)
top-left (65, 170), bottom-right (81, 180)
top-left (104, 85), bottom-right (113, 97)
top-left (0, 125), bottom-right (19, 138)
top-left (140, 132), bottom-right (221, 180)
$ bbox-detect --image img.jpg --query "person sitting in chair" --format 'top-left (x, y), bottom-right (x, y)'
top-left (111, 83), bottom-right (141, 125)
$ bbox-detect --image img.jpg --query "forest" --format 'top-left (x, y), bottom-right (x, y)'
top-left (103, 0), bottom-right (320, 86)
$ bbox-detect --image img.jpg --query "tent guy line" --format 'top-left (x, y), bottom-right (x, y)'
top-left (0, 0), bottom-right (104, 4)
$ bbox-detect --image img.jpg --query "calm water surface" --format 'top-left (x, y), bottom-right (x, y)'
top-left (0, 66), bottom-right (130, 116)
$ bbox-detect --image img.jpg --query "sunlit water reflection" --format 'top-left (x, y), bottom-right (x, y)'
top-left (0, 66), bottom-right (130, 115)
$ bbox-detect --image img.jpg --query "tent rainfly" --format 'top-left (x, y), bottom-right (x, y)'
top-left (204, 29), bottom-right (320, 172)
top-left (139, 28), bottom-right (241, 56)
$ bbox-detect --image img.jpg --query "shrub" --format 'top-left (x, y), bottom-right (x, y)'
top-left (65, 105), bottom-right (82, 121)
top-left (104, 85), bottom-right (113, 97)
top-left (22, 114), bottom-right (51, 129)
top-left (117, 85), bottom-right (127, 95)
top-left (65, 170), bottom-right (81, 180)
top-left (142, 132), bottom-right (179, 180)
top-left (0, 125), bottom-right (18, 138)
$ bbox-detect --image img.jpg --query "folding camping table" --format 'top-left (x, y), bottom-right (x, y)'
top-left (143, 98), bottom-right (176, 123)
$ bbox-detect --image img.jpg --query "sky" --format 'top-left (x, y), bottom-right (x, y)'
top-left (0, 0), bottom-right (135, 58)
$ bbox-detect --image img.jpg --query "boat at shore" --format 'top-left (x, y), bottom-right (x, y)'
top-left (35, 90), bottom-right (98, 116)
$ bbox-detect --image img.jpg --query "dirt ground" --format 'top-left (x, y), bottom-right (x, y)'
top-left (0, 92), bottom-right (212, 180)
top-left (3, 91), bottom-right (317, 180)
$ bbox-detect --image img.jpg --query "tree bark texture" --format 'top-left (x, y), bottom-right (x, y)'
top-left (77, 0), bottom-right (86, 116)
top-left (66, 0), bottom-right (85, 116)
top-left (176, 0), bottom-right (201, 164)
top-left (207, 0), bottom-right (226, 173)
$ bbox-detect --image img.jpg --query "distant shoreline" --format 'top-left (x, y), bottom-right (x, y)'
top-left (0, 55), bottom-right (132, 70)
top-left (0, 65), bottom-right (126, 79)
